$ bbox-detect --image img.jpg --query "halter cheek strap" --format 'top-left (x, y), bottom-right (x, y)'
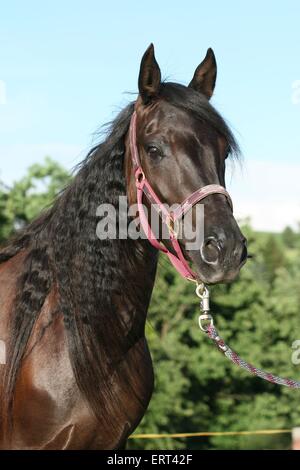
top-left (129, 111), bottom-right (233, 281)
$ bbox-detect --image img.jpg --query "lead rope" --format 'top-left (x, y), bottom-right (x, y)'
top-left (196, 284), bottom-right (300, 388)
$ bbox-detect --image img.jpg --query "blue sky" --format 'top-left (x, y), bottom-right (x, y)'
top-left (0, 1), bottom-right (299, 230)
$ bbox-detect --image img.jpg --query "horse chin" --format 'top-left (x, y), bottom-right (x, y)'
top-left (192, 259), bottom-right (247, 285)
top-left (195, 269), bottom-right (239, 285)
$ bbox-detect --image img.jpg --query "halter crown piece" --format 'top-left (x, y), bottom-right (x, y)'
top-left (129, 108), bottom-right (300, 390)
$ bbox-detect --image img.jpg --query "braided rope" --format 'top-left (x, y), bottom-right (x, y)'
top-left (206, 324), bottom-right (300, 388)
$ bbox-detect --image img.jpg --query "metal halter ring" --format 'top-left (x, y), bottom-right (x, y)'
top-left (195, 283), bottom-right (205, 298)
top-left (165, 215), bottom-right (180, 238)
top-left (195, 283), bottom-right (210, 301)
top-left (198, 313), bottom-right (214, 332)
top-left (135, 170), bottom-right (145, 185)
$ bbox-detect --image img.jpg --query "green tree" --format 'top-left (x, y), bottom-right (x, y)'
top-left (282, 226), bottom-right (297, 249)
top-left (0, 181), bottom-right (10, 242)
top-left (260, 235), bottom-right (286, 284)
top-left (0, 156), bottom-right (71, 241)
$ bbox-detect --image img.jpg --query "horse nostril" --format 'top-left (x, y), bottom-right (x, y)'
top-left (201, 236), bottom-right (221, 264)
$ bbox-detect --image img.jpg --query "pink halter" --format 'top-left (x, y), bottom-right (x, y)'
top-left (129, 111), bottom-right (233, 281)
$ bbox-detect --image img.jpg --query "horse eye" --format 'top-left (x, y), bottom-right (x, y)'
top-left (147, 145), bottom-right (162, 159)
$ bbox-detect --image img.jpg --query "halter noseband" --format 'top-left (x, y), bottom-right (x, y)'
top-left (129, 110), bottom-right (233, 282)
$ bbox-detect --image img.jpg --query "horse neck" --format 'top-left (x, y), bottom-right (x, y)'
top-left (49, 149), bottom-right (159, 340)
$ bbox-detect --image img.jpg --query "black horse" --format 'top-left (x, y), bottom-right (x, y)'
top-left (0, 44), bottom-right (247, 449)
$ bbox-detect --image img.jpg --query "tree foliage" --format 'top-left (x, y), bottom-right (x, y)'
top-left (0, 156), bottom-right (70, 242)
top-left (1, 159), bottom-right (300, 450)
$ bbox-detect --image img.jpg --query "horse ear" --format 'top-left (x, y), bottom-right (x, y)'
top-left (138, 44), bottom-right (161, 104)
top-left (188, 48), bottom-right (217, 99)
